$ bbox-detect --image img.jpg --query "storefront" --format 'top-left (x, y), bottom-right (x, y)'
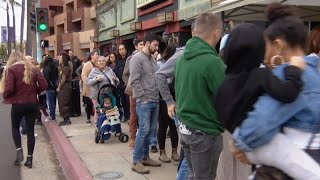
top-left (97, 0), bottom-right (137, 55)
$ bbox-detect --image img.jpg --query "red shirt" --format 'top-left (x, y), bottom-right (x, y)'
top-left (3, 63), bottom-right (48, 104)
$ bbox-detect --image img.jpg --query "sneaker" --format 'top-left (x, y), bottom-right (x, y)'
top-left (150, 146), bottom-right (158, 153)
top-left (86, 120), bottom-right (92, 125)
top-left (21, 130), bottom-right (27, 135)
top-left (132, 162), bottom-right (149, 174)
top-left (59, 119), bottom-right (72, 126)
top-left (142, 157), bottom-right (161, 167)
top-left (35, 121), bottom-right (42, 125)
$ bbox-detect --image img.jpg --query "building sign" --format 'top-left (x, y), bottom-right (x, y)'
top-left (98, 7), bottom-right (117, 32)
top-left (1, 26), bottom-right (7, 43)
top-left (137, 0), bottom-right (157, 8)
top-left (157, 12), bottom-right (173, 23)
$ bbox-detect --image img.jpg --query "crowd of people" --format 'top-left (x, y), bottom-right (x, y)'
top-left (1, 2), bottom-right (320, 179)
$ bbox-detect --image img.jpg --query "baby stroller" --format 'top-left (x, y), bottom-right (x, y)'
top-left (94, 83), bottom-right (129, 144)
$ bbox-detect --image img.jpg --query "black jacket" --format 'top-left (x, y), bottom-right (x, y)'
top-left (43, 64), bottom-right (59, 90)
top-left (70, 56), bottom-right (81, 79)
top-left (114, 56), bottom-right (127, 89)
top-left (214, 23), bottom-right (303, 133)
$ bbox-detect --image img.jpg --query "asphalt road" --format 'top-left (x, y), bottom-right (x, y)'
top-left (0, 96), bottom-right (21, 180)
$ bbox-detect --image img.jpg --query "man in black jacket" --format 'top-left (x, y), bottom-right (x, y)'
top-left (69, 50), bottom-right (81, 79)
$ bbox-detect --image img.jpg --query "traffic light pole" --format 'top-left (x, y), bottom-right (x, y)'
top-left (34, 1), bottom-right (42, 63)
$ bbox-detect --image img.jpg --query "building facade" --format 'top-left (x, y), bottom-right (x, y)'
top-left (41, 0), bottom-right (97, 58)
top-left (97, 0), bottom-right (138, 56)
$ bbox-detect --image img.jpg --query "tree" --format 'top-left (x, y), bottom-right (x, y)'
top-left (0, 43), bottom-right (8, 60)
top-left (9, 0), bottom-right (22, 51)
top-left (6, 3), bottom-right (11, 55)
top-left (26, 0), bottom-right (32, 56)
top-left (20, 0), bottom-right (25, 52)
top-left (3, 0), bottom-right (22, 51)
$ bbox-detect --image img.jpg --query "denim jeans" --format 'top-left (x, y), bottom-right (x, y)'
top-left (133, 101), bottom-right (159, 163)
top-left (177, 158), bottom-right (189, 180)
top-left (180, 132), bottom-right (223, 180)
top-left (149, 126), bottom-right (158, 147)
top-left (46, 90), bottom-right (57, 120)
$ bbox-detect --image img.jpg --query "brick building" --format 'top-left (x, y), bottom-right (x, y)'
top-left (41, 0), bottom-right (97, 58)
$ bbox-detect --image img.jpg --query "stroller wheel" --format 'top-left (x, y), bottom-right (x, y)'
top-left (115, 132), bottom-right (122, 137)
top-left (95, 135), bottom-right (100, 144)
top-left (119, 133), bottom-right (129, 143)
top-left (99, 136), bottom-right (104, 143)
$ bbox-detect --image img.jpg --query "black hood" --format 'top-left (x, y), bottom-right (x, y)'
top-left (224, 23), bottom-right (265, 74)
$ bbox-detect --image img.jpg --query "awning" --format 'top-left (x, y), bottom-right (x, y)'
top-left (204, 0), bottom-right (320, 21)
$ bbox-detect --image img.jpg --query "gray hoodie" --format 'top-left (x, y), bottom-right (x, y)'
top-left (155, 47), bottom-right (184, 106)
top-left (87, 67), bottom-right (119, 99)
top-left (129, 51), bottom-right (159, 102)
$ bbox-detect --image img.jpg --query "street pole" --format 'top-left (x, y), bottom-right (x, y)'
top-left (34, 0), bottom-right (42, 63)
top-left (26, 0), bottom-right (33, 56)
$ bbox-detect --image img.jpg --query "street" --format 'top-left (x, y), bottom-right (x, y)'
top-left (0, 96), bottom-right (21, 180)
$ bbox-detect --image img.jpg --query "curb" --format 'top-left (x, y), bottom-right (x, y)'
top-left (43, 121), bottom-right (93, 180)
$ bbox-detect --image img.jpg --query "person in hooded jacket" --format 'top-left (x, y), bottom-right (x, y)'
top-left (174, 13), bottom-right (225, 180)
top-left (221, 3), bottom-right (320, 179)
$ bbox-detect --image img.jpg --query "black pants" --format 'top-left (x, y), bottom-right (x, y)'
top-left (119, 87), bottom-right (130, 120)
top-left (38, 94), bottom-right (48, 121)
top-left (11, 104), bottom-right (39, 156)
top-left (158, 100), bottom-right (178, 150)
top-left (83, 96), bottom-right (93, 120)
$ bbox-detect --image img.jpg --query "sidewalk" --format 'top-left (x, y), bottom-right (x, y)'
top-left (59, 114), bottom-right (178, 180)
top-left (21, 125), bottom-right (66, 180)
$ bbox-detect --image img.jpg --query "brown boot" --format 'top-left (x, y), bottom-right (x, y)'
top-left (159, 150), bottom-right (171, 163)
top-left (171, 148), bottom-right (179, 162)
top-left (142, 157), bottom-right (161, 167)
top-left (132, 162), bottom-right (149, 174)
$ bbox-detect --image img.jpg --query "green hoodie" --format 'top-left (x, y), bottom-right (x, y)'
top-left (175, 36), bottom-right (225, 135)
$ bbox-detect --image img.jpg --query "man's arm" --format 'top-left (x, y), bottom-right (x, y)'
top-left (155, 48), bottom-right (184, 106)
top-left (205, 57), bottom-right (225, 94)
top-left (129, 56), bottom-right (144, 100)
top-left (81, 63), bottom-right (90, 84)
top-left (122, 56), bottom-right (131, 85)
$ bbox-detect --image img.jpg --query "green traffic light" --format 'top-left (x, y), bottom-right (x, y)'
top-left (39, 23), bottom-right (47, 32)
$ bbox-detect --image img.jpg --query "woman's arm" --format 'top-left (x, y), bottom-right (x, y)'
top-left (86, 69), bottom-right (99, 86)
top-left (57, 66), bottom-right (69, 92)
top-left (233, 65), bottom-right (306, 152)
top-left (3, 68), bottom-right (15, 98)
top-left (261, 66), bottom-right (303, 103)
top-left (36, 69), bottom-right (48, 94)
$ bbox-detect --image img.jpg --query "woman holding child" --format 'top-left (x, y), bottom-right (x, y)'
top-left (215, 2), bottom-right (320, 179)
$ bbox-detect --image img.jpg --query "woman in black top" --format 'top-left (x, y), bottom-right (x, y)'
top-left (43, 56), bottom-right (59, 121)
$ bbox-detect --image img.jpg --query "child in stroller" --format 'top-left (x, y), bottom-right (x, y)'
top-left (95, 88), bottom-right (128, 143)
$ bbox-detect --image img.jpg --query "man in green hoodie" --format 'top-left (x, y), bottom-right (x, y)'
top-left (175, 13), bottom-right (225, 180)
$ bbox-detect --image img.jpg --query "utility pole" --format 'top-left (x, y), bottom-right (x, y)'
top-left (26, 0), bottom-right (33, 55)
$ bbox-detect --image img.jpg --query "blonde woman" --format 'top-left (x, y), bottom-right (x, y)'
top-left (0, 51), bottom-right (48, 168)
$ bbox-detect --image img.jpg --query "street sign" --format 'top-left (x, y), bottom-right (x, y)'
top-left (40, 40), bottom-right (49, 48)
top-left (1, 26), bottom-right (7, 43)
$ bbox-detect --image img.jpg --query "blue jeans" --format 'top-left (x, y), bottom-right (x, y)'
top-left (150, 126), bottom-right (158, 147)
top-left (133, 101), bottom-right (159, 163)
top-left (177, 158), bottom-right (189, 180)
top-left (46, 89), bottom-right (57, 120)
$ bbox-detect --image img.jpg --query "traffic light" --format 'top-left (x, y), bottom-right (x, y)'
top-left (30, 11), bottom-right (36, 31)
top-left (36, 8), bottom-right (48, 32)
